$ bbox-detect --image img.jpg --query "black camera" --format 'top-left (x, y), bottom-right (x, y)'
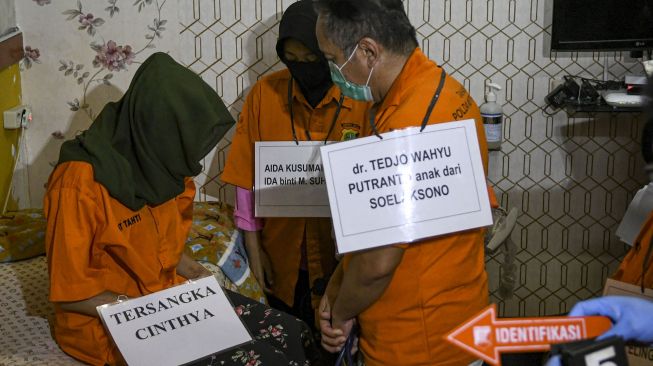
top-left (545, 76), bottom-right (601, 109)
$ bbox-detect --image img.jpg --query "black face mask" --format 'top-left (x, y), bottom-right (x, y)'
top-left (285, 60), bottom-right (333, 108)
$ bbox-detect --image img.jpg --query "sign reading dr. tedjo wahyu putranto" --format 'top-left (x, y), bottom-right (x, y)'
top-left (320, 119), bottom-right (492, 253)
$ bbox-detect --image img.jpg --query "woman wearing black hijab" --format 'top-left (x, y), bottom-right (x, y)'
top-left (221, 0), bottom-right (368, 330)
top-left (45, 52), bottom-right (318, 365)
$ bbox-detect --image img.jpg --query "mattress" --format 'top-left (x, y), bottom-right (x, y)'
top-left (0, 256), bottom-right (239, 365)
top-left (0, 203), bottom-right (265, 365)
top-left (0, 256), bottom-right (82, 365)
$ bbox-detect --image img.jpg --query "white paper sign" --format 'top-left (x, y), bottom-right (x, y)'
top-left (97, 276), bottom-right (252, 366)
top-left (255, 141), bottom-right (331, 217)
top-left (616, 183), bottom-right (653, 246)
top-left (320, 119), bottom-right (492, 253)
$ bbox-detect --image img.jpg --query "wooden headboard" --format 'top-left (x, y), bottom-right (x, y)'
top-left (0, 31), bottom-right (23, 71)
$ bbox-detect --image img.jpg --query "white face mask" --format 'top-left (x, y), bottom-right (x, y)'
top-left (328, 44), bottom-right (374, 102)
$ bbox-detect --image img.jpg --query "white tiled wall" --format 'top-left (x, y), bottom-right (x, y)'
top-left (179, 0), bottom-right (647, 316)
top-left (15, 0), bottom-right (647, 317)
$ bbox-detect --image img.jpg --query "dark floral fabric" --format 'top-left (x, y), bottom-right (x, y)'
top-left (189, 290), bottom-right (320, 366)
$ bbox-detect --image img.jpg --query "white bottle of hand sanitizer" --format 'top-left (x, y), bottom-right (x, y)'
top-left (481, 81), bottom-right (503, 151)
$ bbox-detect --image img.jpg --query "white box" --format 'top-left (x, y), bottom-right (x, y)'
top-left (3, 105), bottom-right (31, 129)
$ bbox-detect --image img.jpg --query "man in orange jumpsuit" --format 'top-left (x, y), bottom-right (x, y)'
top-left (45, 53), bottom-right (318, 365)
top-left (614, 76), bottom-right (653, 290)
top-left (221, 0), bottom-right (368, 327)
top-left (314, 1), bottom-right (490, 365)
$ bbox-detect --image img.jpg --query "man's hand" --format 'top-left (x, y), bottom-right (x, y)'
top-left (331, 315), bottom-right (356, 348)
top-left (319, 295), bottom-right (349, 353)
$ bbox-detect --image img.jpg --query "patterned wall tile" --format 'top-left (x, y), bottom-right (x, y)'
top-left (179, 0), bottom-right (647, 317)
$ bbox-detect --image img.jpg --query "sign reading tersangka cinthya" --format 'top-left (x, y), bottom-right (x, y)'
top-left (97, 276), bottom-right (251, 366)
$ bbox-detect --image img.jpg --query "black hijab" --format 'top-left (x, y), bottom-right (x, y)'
top-left (276, 0), bottom-right (333, 108)
top-left (57, 52), bottom-right (235, 210)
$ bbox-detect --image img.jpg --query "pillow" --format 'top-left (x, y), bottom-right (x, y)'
top-left (185, 202), bottom-right (266, 304)
top-left (0, 209), bottom-right (47, 263)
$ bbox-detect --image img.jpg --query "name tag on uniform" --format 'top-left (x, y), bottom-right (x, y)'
top-left (97, 276), bottom-right (252, 366)
top-left (320, 119), bottom-right (492, 253)
top-left (255, 141), bottom-right (331, 217)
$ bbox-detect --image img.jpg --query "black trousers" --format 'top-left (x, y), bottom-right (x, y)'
top-left (266, 269), bottom-right (315, 332)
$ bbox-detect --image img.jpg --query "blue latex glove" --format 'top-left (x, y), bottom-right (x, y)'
top-left (545, 296), bottom-right (653, 366)
top-left (545, 355), bottom-right (562, 366)
top-left (568, 296), bottom-right (653, 344)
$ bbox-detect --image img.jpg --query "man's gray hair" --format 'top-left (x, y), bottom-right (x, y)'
top-left (314, 0), bottom-right (418, 56)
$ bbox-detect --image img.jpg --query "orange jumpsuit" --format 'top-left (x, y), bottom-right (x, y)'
top-left (221, 69), bottom-right (368, 307)
top-left (44, 161), bottom-right (195, 365)
top-left (613, 211), bottom-right (653, 289)
top-left (350, 48), bottom-right (490, 366)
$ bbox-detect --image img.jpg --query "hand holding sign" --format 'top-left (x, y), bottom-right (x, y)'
top-left (97, 276), bottom-right (251, 366)
top-left (569, 296), bottom-right (653, 344)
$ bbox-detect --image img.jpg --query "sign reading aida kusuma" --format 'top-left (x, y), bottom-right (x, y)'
top-left (97, 276), bottom-right (251, 366)
top-left (320, 119), bottom-right (492, 253)
top-left (255, 141), bottom-right (331, 217)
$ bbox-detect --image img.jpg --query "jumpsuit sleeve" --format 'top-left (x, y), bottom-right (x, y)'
top-left (177, 177), bottom-right (197, 237)
top-left (221, 82), bottom-right (262, 190)
top-left (44, 186), bottom-right (107, 302)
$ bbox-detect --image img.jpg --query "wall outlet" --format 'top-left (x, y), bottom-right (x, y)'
top-left (3, 105), bottom-right (31, 129)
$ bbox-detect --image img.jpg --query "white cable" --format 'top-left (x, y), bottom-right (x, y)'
top-left (17, 122), bottom-right (31, 208)
top-left (2, 129), bottom-right (20, 214)
top-left (2, 117), bottom-right (29, 214)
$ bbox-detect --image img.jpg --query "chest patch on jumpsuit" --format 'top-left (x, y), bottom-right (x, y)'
top-left (117, 213), bottom-right (142, 231)
top-left (340, 122), bottom-right (360, 141)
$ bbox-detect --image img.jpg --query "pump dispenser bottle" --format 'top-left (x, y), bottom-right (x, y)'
top-left (481, 81), bottom-right (503, 151)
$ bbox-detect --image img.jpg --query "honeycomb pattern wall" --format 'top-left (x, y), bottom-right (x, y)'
top-left (178, 0), bottom-right (647, 317)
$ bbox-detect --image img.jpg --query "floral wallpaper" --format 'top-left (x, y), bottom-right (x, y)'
top-left (16, 0), bottom-right (179, 205)
top-left (0, 0), bottom-right (17, 36)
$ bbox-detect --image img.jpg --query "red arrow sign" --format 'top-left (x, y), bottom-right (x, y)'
top-left (445, 304), bottom-right (612, 365)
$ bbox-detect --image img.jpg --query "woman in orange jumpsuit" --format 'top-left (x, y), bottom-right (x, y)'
top-left (221, 0), bottom-right (368, 328)
top-left (45, 52), bottom-right (318, 365)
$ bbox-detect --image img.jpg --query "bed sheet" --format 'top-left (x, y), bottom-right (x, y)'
top-left (0, 256), bottom-right (83, 365)
top-left (0, 257), bottom-right (249, 365)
